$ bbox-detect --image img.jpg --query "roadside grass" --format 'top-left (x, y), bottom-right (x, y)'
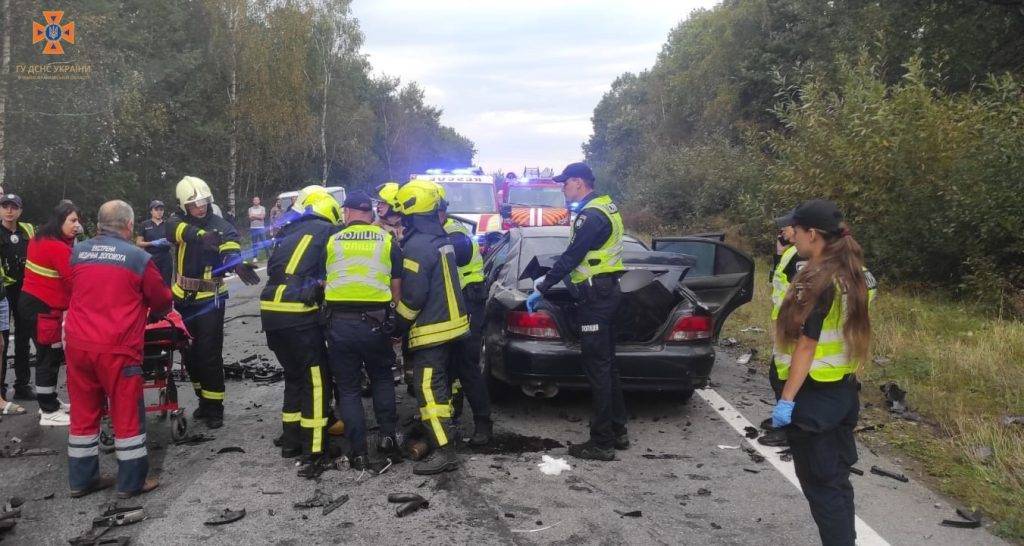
top-left (720, 260), bottom-right (1024, 541)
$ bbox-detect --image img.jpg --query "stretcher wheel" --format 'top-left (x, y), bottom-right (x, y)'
top-left (171, 414), bottom-right (188, 442)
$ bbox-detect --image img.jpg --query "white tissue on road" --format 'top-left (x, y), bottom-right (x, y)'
top-left (537, 455), bottom-right (572, 476)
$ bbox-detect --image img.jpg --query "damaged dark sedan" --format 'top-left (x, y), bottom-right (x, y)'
top-left (478, 226), bottom-right (754, 400)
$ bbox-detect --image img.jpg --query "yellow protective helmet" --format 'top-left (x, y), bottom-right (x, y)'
top-left (395, 179), bottom-right (442, 215)
top-left (375, 182), bottom-right (401, 210)
top-left (305, 192), bottom-right (343, 225)
top-left (292, 184), bottom-right (330, 213)
top-left (175, 176), bottom-right (214, 211)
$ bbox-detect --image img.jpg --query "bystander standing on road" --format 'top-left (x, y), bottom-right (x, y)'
top-left (248, 197), bottom-right (268, 261)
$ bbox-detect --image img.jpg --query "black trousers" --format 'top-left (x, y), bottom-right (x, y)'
top-left (448, 286), bottom-right (490, 425)
top-left (411, 344), bottom-right (455, 448)
top-left (326, 316), bottom-right (397, 456)
top-left (769, 357), bottom-right (783, 400)
top-left (267, 325), bottom-right (329, 456)
top-left (180, 300), bottom-right (227, 412)
top-left (786, 383), bottom-right (860, 546)
top-left (151, 254), bottom-right (173, 287)
top-left (17, 292), bottom-right (63, 412)
top-left (572, 277), bottom-right (627, 448)
top-left (3, 287), bottom-right (34, 390)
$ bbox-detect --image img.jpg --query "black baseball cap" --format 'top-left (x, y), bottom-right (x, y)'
top-left (774, 208), bottom-right (796, 229)
top-left (149, 200), bottom-right (165, 210)
top-left (342, 190), bottom-right (373, 212)
top-left (553, 162), bottom-right (595, 183)
top-left (792, 199), bottom-right (843, 234)
top-left (0, 194), bottom-right (22, 208)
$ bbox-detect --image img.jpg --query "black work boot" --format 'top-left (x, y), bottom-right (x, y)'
top-left (13, 385), bottom-right (37, 401)
top-left (568, 441), bottom-right (615, 461)
top-left (613, 433), bottom-right (630, 451)
top-left (469, 419), bottom-right (493, 447)
top-left (297, 455), bottom-right (330, 479)
top-left (192, 400), bottom-right (209, 421)
top-left (757, 428), bottom-right (789, 447)
top-left (273, 434), bottom-right (284, 447)
top-left (412, 444), bottom-right (459, 475)
top-left (760, 417), bottom-right (776, 432)
top-left (203, 404), bottom-right (224, 429)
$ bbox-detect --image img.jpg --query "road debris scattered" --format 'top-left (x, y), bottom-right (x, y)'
top-left (849, 467), bottom-right (864, 476)
top-left (740, 326), bottom-right (765, 333)
top-left (216, 446), bottom-right (245, 454)
top-left (322, 494), bottom-right (350, 516)
top-left (880, 382), bottom-right (924, 422)
top-left (642, 453), bottom-right (686, 460)
top-left (743, 426), bottom-right (759, 439)
top-left (0, 447), bottom-right (58, 458)
top-left (720, 337), bottom-right (738, 347)
top-left (736, 351), bottom-right (755, 365)
top-left (69, 504), bottom-right (145, 545)
top-left (174, 433), bottom-right (214, 446)
top-left (743, 468), bottom-right (760, 474)
top-left (872, 355), bottom-right (891, 366)
top-left (469, 433), bottom-right (562, 455)
top-left (941, 508), bottom-right (982, 529)
top-left (717, 445), bottom-right (739, 450)
top-left (390, 494), bottom-right (428, 518)
top-left (204, 508), bottom-right (246, 526)
top-left (614, 509), bottom-right (642, 518)
top-left (1001, 415), bottom-right (1024, 428)
top-left (697, 488), bottom-right (711, 496)
top-left (537, 455), bottom-right (571, 476)
top-left (223, 355), bottom-right (283, 383)
top-left (870, 465), bottom-right (909, 483)
top-left (295, 489), bottom-right (333, 509)
top-left (743, 447), bottom-right (766, 464)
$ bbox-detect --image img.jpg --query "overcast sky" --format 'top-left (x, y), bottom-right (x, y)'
top-left (352, 0), bottom-right (721, 175)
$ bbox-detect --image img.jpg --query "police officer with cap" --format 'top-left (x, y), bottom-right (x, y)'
top-left (324, 190), bottom-right (404, 472)
top-left (0, 193), bottom-right (36, 401)
top-left (136, 200), bottom-right (173, 286)
top-left (773, 199), bottom-right (876, 545)
top-left (528, 162), bottom-right (628, 461)
top-left (393, 179), bottom-right (470, 475)
top-left (166, 176), bottom-right (260, 429)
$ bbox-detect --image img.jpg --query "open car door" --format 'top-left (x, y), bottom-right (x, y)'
top-left (651, 236), bottom-right (754, 338)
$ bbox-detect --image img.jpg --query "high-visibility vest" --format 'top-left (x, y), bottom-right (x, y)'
top-left (568, 195), bottom-right (625, 284)
top-left (324, 224), bottom-right (392, 304)
top-left (771, 246), bottom-right (799, 320)
top-left (775, 275), bottom-right (876, 382)
top-left (443, 219), bottom-right (484, 287)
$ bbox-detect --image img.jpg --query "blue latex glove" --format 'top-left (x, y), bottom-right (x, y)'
top-left (526, 291), bottom-right (542, 312)
top-left (772, 399), bottom-right (796, 428)
top-left (150, 238), bottom-right (170, 247)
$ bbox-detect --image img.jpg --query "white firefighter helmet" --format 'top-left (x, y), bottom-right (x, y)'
top-left (175, 176), bottom-right (214, 211)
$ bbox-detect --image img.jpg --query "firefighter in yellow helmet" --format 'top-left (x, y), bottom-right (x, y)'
top-left (393, 179), bottom-right (470, 474)
top-left (436, 183), bottom-right (492, 446)
top-left (260, 186), bottom-right (342, 478)
top-left (166, 176), bottom-right (260, 429)
top-left (374, 182), bottom-right (403, 240)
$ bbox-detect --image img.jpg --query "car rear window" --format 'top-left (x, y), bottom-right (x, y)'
top-left (507, 187), bottom-right (566, 208)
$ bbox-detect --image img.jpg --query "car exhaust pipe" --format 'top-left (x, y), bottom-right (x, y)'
top-left (521, 382), bottom-right (559, 399)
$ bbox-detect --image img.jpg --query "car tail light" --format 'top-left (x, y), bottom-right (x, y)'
top-left (506, 310), bottom-right (561, 339)
top-left (664, 313), bottom-right (712, 342)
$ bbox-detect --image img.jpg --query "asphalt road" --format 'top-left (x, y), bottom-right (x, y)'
top-left (0, 278), bottom-right (1007, 545)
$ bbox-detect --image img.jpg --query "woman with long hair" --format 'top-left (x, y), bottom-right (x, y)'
top-left (772, 199), bottom-right (875, 546)
top-left (19, 200), bottom-right (81, 426)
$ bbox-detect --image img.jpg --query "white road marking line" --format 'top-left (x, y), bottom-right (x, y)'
top-left (697, 388), bottom-right (890, 546)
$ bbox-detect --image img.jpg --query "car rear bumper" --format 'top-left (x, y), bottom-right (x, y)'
top-left (495, 339), bottom-right (715, 392)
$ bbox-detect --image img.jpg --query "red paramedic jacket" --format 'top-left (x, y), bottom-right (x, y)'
top-left (22, 235), bottom-right (76, 310)
top-left (65, 233), bottom-right (173, 360)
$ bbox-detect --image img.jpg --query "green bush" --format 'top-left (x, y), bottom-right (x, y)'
top-left (766, 58), bottom-right (1024, 311)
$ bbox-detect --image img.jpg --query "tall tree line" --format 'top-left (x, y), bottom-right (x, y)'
top-left (585, 0), bottom-right (1024, 307)
top-left (0, 0), bottom-right (475, 222)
